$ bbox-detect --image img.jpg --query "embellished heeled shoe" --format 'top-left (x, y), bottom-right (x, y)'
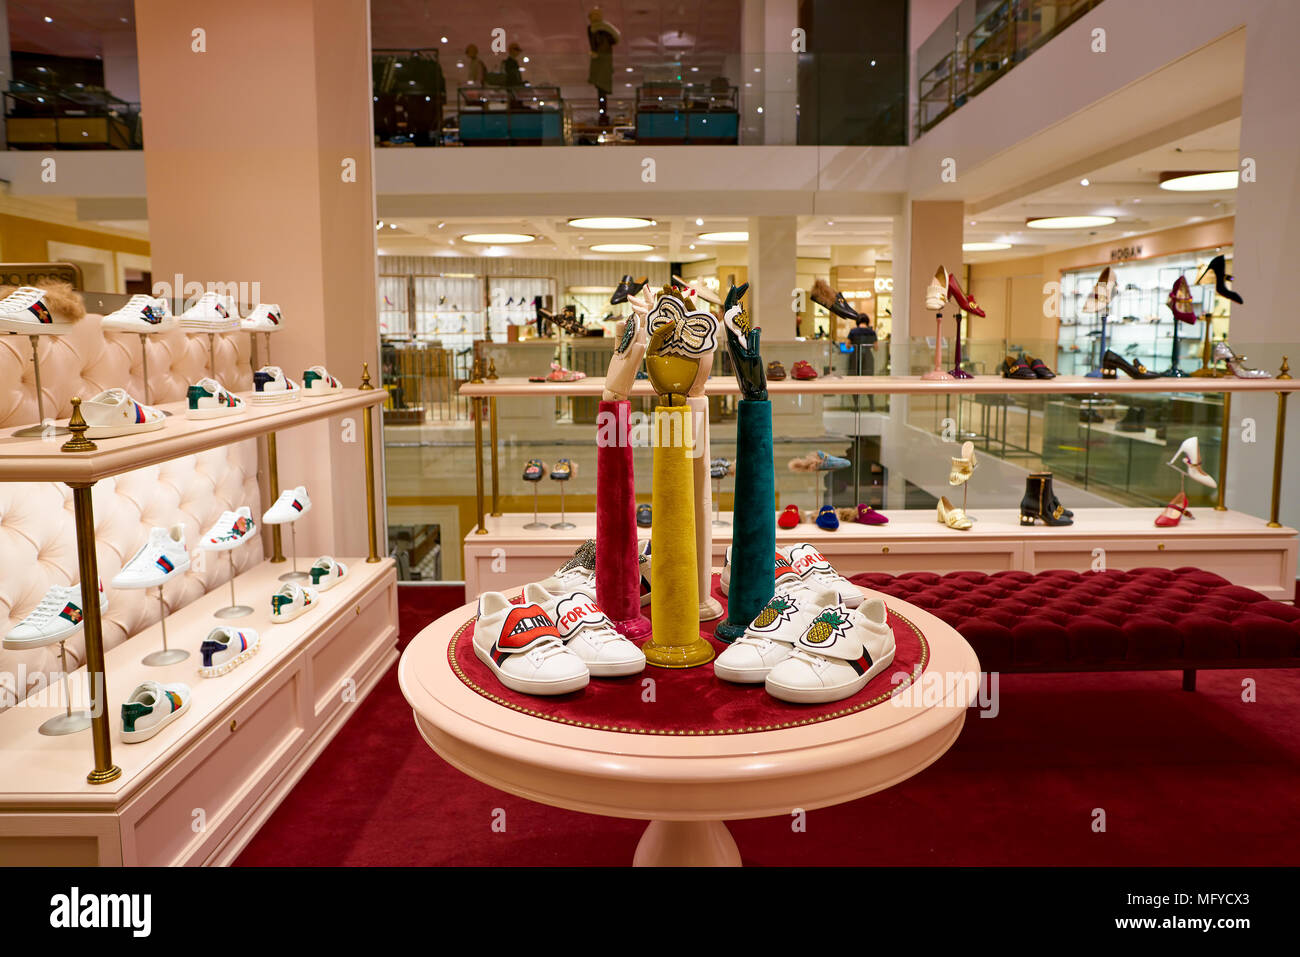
top-left (1101, 349), bottom-right (1160, 379)
top-left (1167, 275), bottom-right (1197, 324)
top-left (1167, 436), bottom-right (1216, 489)
top-left (946, 273), bottom-right (985, 317)
top-left (1155, 492), bottom-right (1193, 528)
top-left (924, 266), bottom-right (949, 311)
top-left (948, 441), bottom-right (976, 486)
top-left (1212, 341), bottom-right (1269, 378)
top-left (937, 495), bottom-right (972, 530)
top-left (1020, 473), bottom-right (1073, 526)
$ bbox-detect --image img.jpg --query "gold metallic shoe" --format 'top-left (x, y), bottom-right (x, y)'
top-left (948, 440), bottom-right (976, 486)
top-left (937, 495), bottom-right (973, 530)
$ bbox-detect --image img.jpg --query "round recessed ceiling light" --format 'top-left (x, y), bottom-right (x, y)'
top-left (568, 216), bottom-right (654, 230)
top-left (1159, 170), bottom-right (1239, 191)
top-left (1025, 215), bottom-right (1116, 230)
top-left (590, 243), bottom-right (654, 253)
top-left (698, 231), bottom-right (749, 243)
top-left (963, 242), bottom-right (1012, 252)
top-left (461, 233), bottom-right (535, 244)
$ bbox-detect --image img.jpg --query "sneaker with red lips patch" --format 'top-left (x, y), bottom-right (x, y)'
top-left (0, 286), bottom-right (73, 334)
top-left (3, 581), bottom-right (107, 649)
top-left (523, 583), bottom-right (645, 676)
top-left (765, 597), bottom-right (895, 704)
top-left (474, 591), bottom-right (589, 695)
top-left (199, 507), bottom-right (257, 551)
top-left (784, 542), bottom-right (863, 607)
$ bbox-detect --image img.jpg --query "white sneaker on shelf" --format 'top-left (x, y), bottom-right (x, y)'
top-left (784, 543), bottom-right (863, 607)
top-left (538, 539), bottom-right (598, 597)
top-left (474, 591), bottom-right (589, 696)
top-left (178, 292), bottom-right (240, 333)
top-left (308, 556), bottom-right (347, 591)
top-left (81, 388), bottom-right (166, 439)
top-left (2, 581), bottom-right (107, 649)
top-left (0, 286), bottom-right (72, 334)
top-left (199, 506), bottom-right (257, 551)
top-left (270, 582), bottom-right (320, 623)
top-left (102, 295), bottom-right (175, 333)
top-left (198, 627), bottom-right (260, 678)
top-left (250, 366), bottom-right (300, 404)
top-left (240, 303), bottom-right (283, 333)
top-left (714, 584), bottom-right (839, 684)
top-left (523, 583), bottom-right (645, 677)
top-left (184, 377), bottom-right (245, 420)
top-left (302, 365), bottom-right (342, 397)
top-left (263, 486), bottom-right (311, 524)
top-left (111, 525), bottom-right (190, 589)
top-left (121, 681), bottom-right (191, 743)
top-left (765, 598), bottom-right (896, 704)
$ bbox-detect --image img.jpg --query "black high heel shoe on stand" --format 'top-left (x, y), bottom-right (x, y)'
top-left (1194, 254), bottom-right (1243, 305)
top-left (1020, 473), bottom-right (1074, 526)
top-left (1101, 349), bottom-right (1160, 379)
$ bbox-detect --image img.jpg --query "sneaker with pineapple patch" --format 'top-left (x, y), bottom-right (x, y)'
top-left (713, 584), bottom-right (840, 684)
top-left (474, 591), bottom-right (589, 695)
top-left (765, 598), bottom-right (896, 704)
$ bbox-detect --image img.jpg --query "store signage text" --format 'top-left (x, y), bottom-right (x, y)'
top-left (1109, 244), bottom-right (1143, 262)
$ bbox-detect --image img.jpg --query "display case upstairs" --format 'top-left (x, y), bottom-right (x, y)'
top-left (457, 85), bottom-right (567, 145)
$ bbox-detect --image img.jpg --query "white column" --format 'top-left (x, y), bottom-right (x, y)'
top-left (748, 216), bottom-right (798, 338)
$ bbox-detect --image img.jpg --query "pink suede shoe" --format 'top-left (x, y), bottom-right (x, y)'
top-left (856, 505), bottom-right (888, 526)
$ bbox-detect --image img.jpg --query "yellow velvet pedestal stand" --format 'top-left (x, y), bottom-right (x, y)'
top-left (643, 405), bottom-right (714, 668)
top-left (689, 395), bottom-right (724, 622)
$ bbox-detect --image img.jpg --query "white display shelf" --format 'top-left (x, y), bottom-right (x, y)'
top-left (465, 509), bottom-right (1298, 601)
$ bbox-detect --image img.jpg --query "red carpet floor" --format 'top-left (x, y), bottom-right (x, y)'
top-left (235, 585), bottom-right (1300, 866)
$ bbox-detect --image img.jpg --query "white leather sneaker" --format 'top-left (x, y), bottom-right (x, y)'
top-left (2, 581), bottom-right (107, 649)
top-left (474, 591), bottom-right (589, 695)
top-left (0, 286), bottom-right (71, 334)
top-left (714, 584), bottom-right (839, 683)
top-left (785, 543), bottom-right (863, 607)
top-left (523, 583), bottom-right (645, 677)
top-left (539, 539), bottom-right (598, 597)
top-left (178, 292), bottom-right (240, 332)
top-left (270, 582), bottom-right (320, 623)
top-left (198, 627), bottom-right (260, 678)
top-left (263, 486), bottom-right (311, 524)
top-left (240, 303), bottom-right (283, 333)
top-left (302, 365), bottom-right (342, 396)
top-left (185, 377), bottom-right (245, 420)
top-left (250, 366), bottom-right (300, 404)
top-left (111, 524), bottom-right (190, 589)
top-left (765, 598), bottom-right (896, 704)
top-left (121, 681), bottom-right (191, 743)
top-left (199, 507), bottom-right (257, 551)
top-left (721, 547), bottom-right (797, 597)
top-left (81, 388), bottom-right (166, 439)
top-left (102, 295), bottom-right (175, 333)
top-left (308, 556), bottom-right (347, 591)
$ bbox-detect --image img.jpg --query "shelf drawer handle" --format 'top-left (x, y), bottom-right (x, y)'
top-left (229, 719), bottom-right (238, 732)
top-left (881, 546), bottom-right (890, 554)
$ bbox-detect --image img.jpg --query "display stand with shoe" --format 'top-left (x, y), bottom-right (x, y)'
top-left (921, 266), bottom-right (953, 381)
top-left (102, 295), bottom-right (176, 414)
top-left (111, 524), bottom-right (192, 665)
top-left (201, 506), bottom-right (260, 619)
top-left (1, 285), bottom-right (81, 437)
top-left (263, 486), bottom-right (313, 583)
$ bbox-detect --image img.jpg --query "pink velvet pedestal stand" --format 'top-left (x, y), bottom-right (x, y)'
top-left (595, 399), bottom-right (652, 639)
top-left (689, 395), bottom-right (724, 621)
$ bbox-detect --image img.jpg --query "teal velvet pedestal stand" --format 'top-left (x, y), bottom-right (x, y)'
top-left (714, 399), bottom-right (775, 642)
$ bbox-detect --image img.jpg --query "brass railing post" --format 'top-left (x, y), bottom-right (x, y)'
top-left (489, 396), bottom-right (501, 517)
top-left (359, 363), bottom-right (381, 562)
top-left (1215, 391), bottom-right (1230, 511)
top-left (266, 432), bottom-right (285, 562)
top-left (473, 392), bottom-right (488, 534)
top-left (1267, 357), bottom-right (1292, 528)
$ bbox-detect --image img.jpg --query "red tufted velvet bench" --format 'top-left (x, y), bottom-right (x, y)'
top-left (848, 568), bottom-right (1300, 691)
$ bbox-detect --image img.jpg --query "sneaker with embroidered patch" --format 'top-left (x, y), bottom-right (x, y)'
top-left (121, 680), bottom-right (191, 743)
top-left (111, 524), bottom-right (190, 589)
top-left (81, 388), bottom-right (166, 438)
top-left (263, 486), bottom-right (311, 524)
top-left (785, 542), bottom-right (863, 607)
top-left (185, 377), bottom-right (245, 420)
top-left (539, 539), bottom-right (598, 597)
top-left (473, 591), bottom-right (589, 695)
top-left (102, 295), bottom-right (175, 333)
top-left (198, 627), bottom-right (260, 678)
top-left (309, 556), bottom-right (347, 591)
top-left (2, 581), bottom-right (107, 649)
top-left (241, 303), bottom-right (283, 333)
top-left (199, 506), bottom-right (257, 551)
top-left (0, 286), bottom-right (71, 334)
top-left (250, 366), bottom-right (300, 404)
top-left (270, 581), bottom-right (320, 623)
top-left (765, 598), bottom-right (895, 704)
top-left (523, 583), bottom-right (645, 677)
top-left (714, 584), bottom-right (840, 684)
top-left (522, 459), bottom-right (546, 482)
top-left (178, 292), bottom-right (240, 332)
top-left (302, 365), bottom-right (342, 397)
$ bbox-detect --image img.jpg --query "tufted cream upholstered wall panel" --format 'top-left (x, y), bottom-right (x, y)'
top-left (1, 315), bottom-right (261, 706)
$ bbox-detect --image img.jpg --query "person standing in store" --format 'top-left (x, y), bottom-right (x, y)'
top-left (587, 7), bottom-right (620, 126)
top-left (464, 43), bottom-right (486, 86)
top-left (499, 42), bottom-right (525, 88)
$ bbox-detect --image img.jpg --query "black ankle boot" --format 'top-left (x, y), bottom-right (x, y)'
top-left (1021, 472), bottom-right (1073, 526)
top-left (1117, 405), bottom-right (1146, 432)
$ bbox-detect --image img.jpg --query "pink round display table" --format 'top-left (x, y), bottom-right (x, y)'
top-left (398, 587), bottom-right (980, 866)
